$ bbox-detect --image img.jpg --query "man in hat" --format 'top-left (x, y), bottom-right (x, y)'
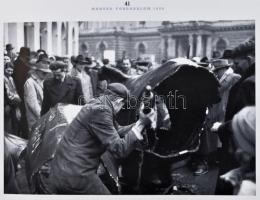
top-left (6, 44), bottom-right (17, 63)
top-left (12, 47), bottom-right (31, 138)
top-left (212, 59), bottom-right (241, 121)
top-left (191, 59), bottom-right (241, 176)
top-left (24, 61), bottom-right (52, 131)
top-left (70, 55), bottom-right (88, 77)
top-left (41, 61), bottom-right (85, 116)
top-left (39, 83), bottom-right (155, 194)
top-left (13, 47), bottom-right (31, 99)
top-left (70, 55), bottom-right (94, 103)
top-left (85, 56), bottom-right (108, 98)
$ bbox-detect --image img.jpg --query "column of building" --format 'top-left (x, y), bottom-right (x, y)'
top-left (188, 34), bottom-right (193, 58)
top-left (33, 22), bottom-right (40, 51)
top-left (163, 35), bottom-right (169, 59)
top-left (196, 34), bottom-right (202, 57)
top-left (4, 22), bottom-right (79, 56)
top-left (206, 36), bottom-right (212, 58)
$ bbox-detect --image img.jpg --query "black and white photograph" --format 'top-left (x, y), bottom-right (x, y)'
top-left (0, 0), bottom-right (258, 199)
top-left (3, 19), bottom-right (256, 195)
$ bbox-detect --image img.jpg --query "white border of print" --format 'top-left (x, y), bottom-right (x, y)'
top-left (0, 0), bottom-right (259, 200)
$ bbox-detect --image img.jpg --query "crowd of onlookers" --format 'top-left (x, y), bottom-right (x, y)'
top-left (3, 36), bottom-right (255, 195)
top-left (4, 44), bottom-right (152, 139)
top-left (190, 37), bottom-right (255, 195)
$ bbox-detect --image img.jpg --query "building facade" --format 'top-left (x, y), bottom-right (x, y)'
top-left (4, 22), bottom-right (79, 56)
top-left (79, 21), bottom-right (255, 63)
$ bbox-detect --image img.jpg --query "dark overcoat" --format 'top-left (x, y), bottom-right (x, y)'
top-left (41, 75), bottom-right (84, 116)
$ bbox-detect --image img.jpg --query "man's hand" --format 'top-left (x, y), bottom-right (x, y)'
top-left (211, 122), bottom-right (222, 133)
top-left (139, 108), bottom-right (156, 126)
top-left (132, 108), bottom-right (156, 140)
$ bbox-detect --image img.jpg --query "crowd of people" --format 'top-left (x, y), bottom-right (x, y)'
top-left (4, 44), bottom-right (149, 139)
top-left (3, 37), bottom-right (255, 195)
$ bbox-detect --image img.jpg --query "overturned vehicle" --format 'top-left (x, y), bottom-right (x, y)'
top-left (25, 58), bottom-right (220, 194)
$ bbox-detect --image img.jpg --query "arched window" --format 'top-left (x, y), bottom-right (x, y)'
top-left (81, 43), bottom-right (88, 52)
top-left (216, 38), bottom-right (227, 52)
top-left (138, 42), bottom-right (146, 55)
top-left (99, 41), bottom-right (106, 59)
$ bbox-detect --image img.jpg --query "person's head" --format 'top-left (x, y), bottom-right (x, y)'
top-left (4, 62), bottom-right (14, 77)
top-left (102, 59), bottom-right (109, 65)
top-left (37, 53), bottom-right (50, 64)
top-left (6, 44), bottom-right (14, 52)
top-left (123, 59), bottom-right (131, 68)
top-left (35, 61), bottom-right (52, 80)
top-left (231, 38), bottom-right (255, 75)
top-left (212, 59), bottom-right (231, 78)
top-left (232, 106), bottom-right (255, 166)
top-left (85, 57), bottom-right (93, 68)
top-left (70, 56), bottom-right (76, 66)
top-left (37, 49), bottom-right (46, 56)
top-left (4, 55), bottom-right (11, 64)
top-left (19, 47), bottom-right (30, 60)
top-left (105, 83), bottom-right (130, 114)
top-left (74, 55), bottom-right (88, 72)
top-left (49, 55), bottom-right (56, 63)
top-left (117, 59), bottom-right (131, 74)
top-left (49, 61), bottom-right (68, 82)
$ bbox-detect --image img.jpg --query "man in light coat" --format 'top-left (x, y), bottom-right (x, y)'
top-left (24, 61), bottom-right (52, 131)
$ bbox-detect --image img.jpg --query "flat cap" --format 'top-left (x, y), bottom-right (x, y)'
top-left (107, 83), bottom-right (130, 100)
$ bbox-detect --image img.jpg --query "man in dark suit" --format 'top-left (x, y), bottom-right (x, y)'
top-left (42, 83), bottom-right (155, 194)
top-left (41, 61), bottom-right (85, 116)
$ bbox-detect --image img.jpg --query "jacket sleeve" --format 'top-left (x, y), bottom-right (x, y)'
top-left (89, 107), bottom-right (139, 159)
top-left (41, 81), bottom-right (50, 116)
top-left (24, 79), bottom-right (41, 118)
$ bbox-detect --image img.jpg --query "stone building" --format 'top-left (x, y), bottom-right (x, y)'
top-left (4, 22), bottom-right (79, 56)
top-left (79, 21), bottom-right (255, 63)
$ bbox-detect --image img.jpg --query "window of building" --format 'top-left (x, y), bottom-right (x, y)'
top-left (99, 41), bottom-right (106, 59)
top-left (138, 42), bottom-right (146, 55)
top-left (216, 38), bottom-right (227, 52)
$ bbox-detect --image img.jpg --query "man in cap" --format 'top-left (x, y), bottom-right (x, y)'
top-left (42, 83), bottom-right (155, 194)
top-left (41, 61), bottom-right (85, 116)
top-left (24, 61), bottom-right (52, 131)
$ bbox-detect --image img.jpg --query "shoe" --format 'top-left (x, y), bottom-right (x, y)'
top-left (193, 160), bottom-right (209, 176)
